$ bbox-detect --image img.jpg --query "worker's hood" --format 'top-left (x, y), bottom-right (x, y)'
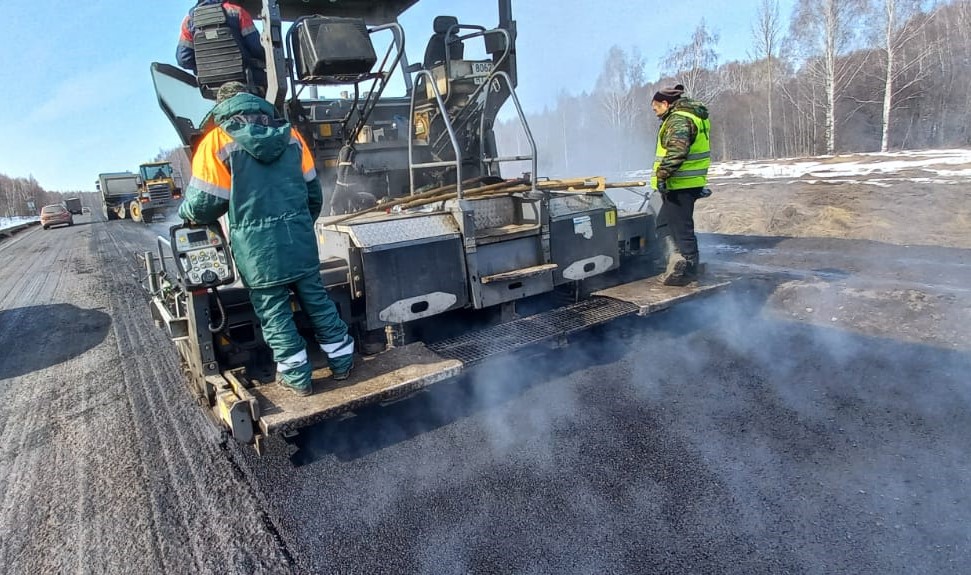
top-left (211, 94), bottom-right (290, 163)
top-left (668, 97), bottom-right (709, 121)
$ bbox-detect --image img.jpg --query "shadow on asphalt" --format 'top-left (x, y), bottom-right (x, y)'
top-left (285, 278), bottom-right (779, 466)
top-left (0, 304), bottom-right (111, 380)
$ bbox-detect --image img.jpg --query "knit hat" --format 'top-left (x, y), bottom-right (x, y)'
top-left (216, 81), bottom-right (249, 103)
top-left (652, 84), bottom-right (685, 104)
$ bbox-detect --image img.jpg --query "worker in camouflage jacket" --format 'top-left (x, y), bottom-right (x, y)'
top-left (650, 84), bottom-right (711, 285)
top-left (179, 82), bottom-right (354, 396)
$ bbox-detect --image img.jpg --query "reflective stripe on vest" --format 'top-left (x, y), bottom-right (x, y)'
top-left (651, 110), bottom-right (711, 190)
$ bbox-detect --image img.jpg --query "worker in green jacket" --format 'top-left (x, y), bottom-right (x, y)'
top-left (179, 82), bottom-right (354, 396)
top-left (650, 84), bottom-right (711, 286)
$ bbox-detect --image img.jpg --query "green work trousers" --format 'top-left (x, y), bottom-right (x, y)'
top-left (248, 272), bottom-right (354, 384)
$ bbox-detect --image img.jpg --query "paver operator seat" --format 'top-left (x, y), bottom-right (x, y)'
top-left (423, 15), bottom-right (463, 69)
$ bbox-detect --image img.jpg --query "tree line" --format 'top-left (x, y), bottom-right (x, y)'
top-left (0, 174), bottom-right (92, 218)
top-left (4, 0), bottom-right (964, 212)
top-left (0, 148), bottom-right (190, 218)
top-left (496, 0), bottom-right (970, 178)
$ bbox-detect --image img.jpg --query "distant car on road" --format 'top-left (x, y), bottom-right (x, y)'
top-left (40, 204), bottom-right (74, 230)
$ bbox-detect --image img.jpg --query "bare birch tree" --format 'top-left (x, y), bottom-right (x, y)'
top-left (596, 46), bottom-right (647, 169)
top-left (597, 46), bottom-right (646, 128)
top-left (752, 0), bottom-right (783, 157)
top-left (872, 0), bottom-right (938, 151)
top-left (661, 20), bottom-right (720, 101)
top-left (789, 0), bottom-right (868, 154)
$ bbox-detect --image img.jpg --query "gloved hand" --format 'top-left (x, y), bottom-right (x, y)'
top-left (656, 179), bottom-right (672, 198)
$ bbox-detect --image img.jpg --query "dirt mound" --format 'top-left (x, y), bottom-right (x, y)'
top-left (698, 160), bottom-right (971, 248)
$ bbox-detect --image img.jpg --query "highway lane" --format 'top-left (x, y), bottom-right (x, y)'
top-left (0, 214), bottom-right (294, 574)
top-left (1, 215), bottom-right (969, 574)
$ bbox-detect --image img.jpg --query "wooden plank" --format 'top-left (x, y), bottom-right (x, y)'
top-left (476, 223), bottom-right (540, 240)
top-left (249, 342), bottom-right (462, 435)
top-left (593, 276), bottom-right (730, 316)
top-left (480, 263), bottom-right (558, 284)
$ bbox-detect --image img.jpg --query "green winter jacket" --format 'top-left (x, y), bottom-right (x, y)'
top-left (179, 94), bottom-right (324, 288)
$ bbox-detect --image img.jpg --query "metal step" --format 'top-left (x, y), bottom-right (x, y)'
top-left (247, 343), bottom-right (462, 436)
top-left (429, 297), bottom-right (639, 366)
top-left (592, 276), bottom-right (730, 316)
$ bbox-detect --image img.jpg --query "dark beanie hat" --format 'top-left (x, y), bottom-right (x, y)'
top-left (653, 84), bottom-right (685, 104)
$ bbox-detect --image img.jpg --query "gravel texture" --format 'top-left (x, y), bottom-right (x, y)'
top-left (0, 216), bottom-right (294, 574)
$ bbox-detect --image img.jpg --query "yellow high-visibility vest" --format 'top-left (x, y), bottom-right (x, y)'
top-left (651, 110), bottom-right (711, 190)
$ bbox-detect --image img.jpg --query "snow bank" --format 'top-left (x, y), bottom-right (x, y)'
top-left (713, 149), bottom-right (971, 180)
top-left (627, 149), bottom-right (971, 184)
top-left (0, 216), bottom-right (40, 232)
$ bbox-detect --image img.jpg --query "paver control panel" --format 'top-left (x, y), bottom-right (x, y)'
top-left (170, 225), bottom-right (235, 290)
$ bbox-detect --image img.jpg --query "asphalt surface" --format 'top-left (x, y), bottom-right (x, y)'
top-left (0, 216), bottom-right (292, 574)
top-left (2, 215), bottom-right (970, 574)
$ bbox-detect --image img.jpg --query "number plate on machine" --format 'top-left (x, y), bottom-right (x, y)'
top-left (471, 61), bottom-right (494, 84)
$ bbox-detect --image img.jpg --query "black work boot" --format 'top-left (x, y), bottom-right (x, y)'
top-left (683, 255), bottom-right (703, 284)
top-left (661, 236), bottom-right (689, 286)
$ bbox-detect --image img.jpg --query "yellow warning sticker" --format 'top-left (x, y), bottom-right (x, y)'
top-left (605, 210), bottom-right (617, 227)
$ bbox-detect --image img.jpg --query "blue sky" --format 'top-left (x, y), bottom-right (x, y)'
top-left (1, 0), bottom-right (793, 191)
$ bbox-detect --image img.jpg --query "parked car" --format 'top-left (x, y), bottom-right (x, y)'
top-left (40, 204), bottom-right (74, 229)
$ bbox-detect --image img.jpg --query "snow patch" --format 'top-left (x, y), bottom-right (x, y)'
top-left (627, 149), bottom-right (971, 183)
top-left (0, 216), bottom-right (39, 232)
